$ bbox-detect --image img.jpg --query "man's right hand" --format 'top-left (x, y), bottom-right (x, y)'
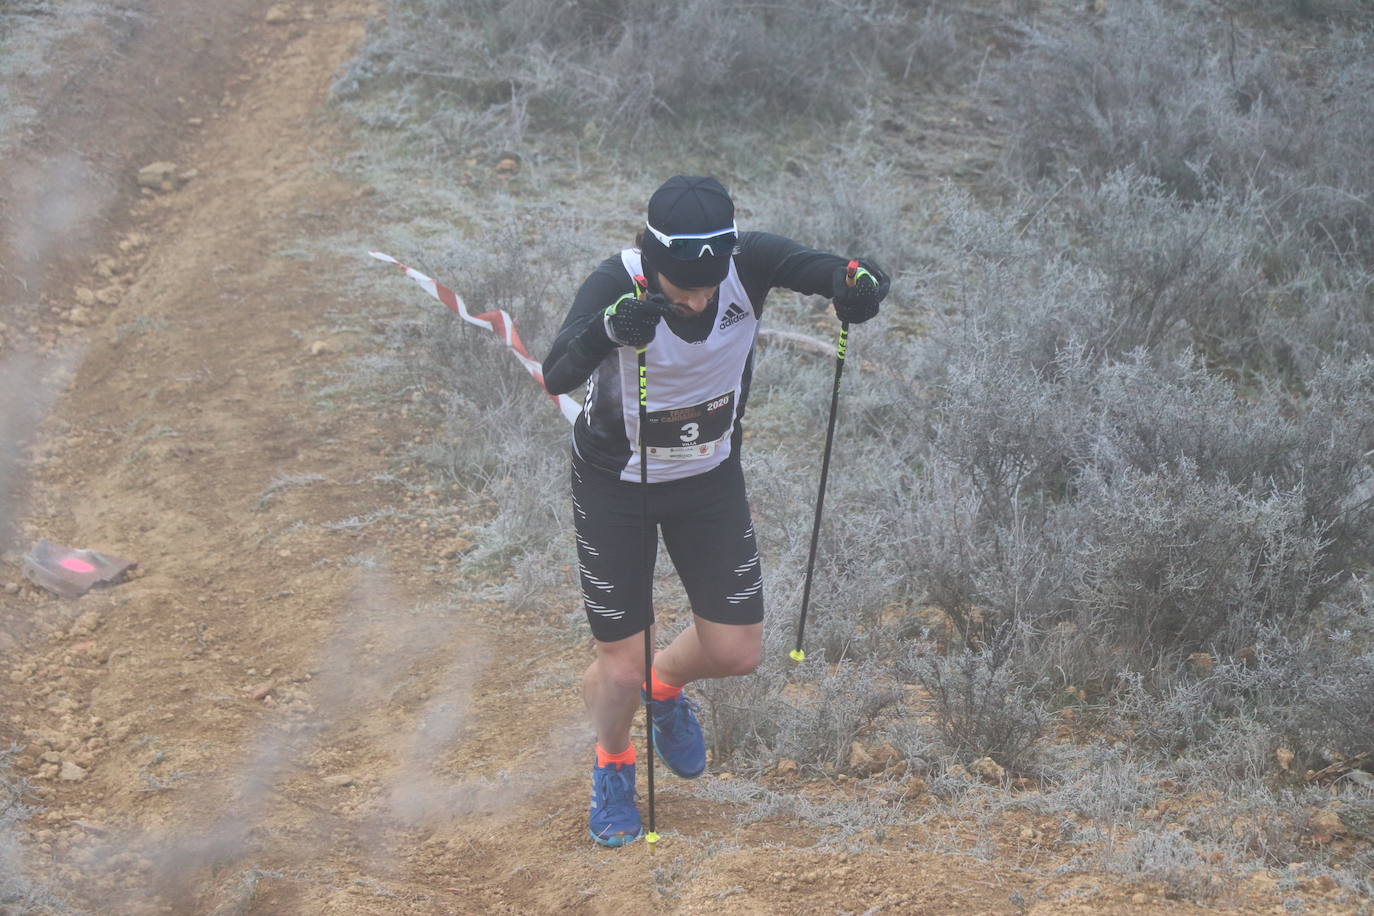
top-left (604, 292), bottom-right (676, 349)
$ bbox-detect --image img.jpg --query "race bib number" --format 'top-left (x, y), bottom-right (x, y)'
top-left (641, 391), bottom-right (735, 460)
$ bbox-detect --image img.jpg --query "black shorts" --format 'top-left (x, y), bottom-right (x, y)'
top-left (571, 451), bottom-right (765, 642)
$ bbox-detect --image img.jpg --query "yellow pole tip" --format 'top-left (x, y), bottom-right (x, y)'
top-left (645, 832), bottom-right (660, 844)
top-left (789, 649), bottom-right (805, 662)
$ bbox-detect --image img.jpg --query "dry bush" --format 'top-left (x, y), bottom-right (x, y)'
top-left (899, 636), bottom-right (1049, 774)
top-left (1216, 615), bottom-right (1374, 766)
top-left (332, 0), bottom-right (966, 154)
top-left (996, 1), bottom-right (1374, 270)
top-left (997, 2), bottom-right (1299, 201)
top-left (0, 746), bottom-right (59, 912)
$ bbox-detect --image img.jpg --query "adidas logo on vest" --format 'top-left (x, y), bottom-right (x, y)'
top-left (718, 302), bottom-right (748, 330)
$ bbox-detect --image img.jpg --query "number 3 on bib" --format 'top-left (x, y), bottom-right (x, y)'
top-left (642, 391), bottom-right (735, 460)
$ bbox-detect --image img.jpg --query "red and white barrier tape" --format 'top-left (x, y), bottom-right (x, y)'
top-left (369, 251), bottom-right (581, 424)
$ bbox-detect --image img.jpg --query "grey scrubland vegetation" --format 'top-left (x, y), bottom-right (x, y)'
top-left (1, 745), bottom-right (60, 912)
top-left (323, 0), bottom-right (1374, 902)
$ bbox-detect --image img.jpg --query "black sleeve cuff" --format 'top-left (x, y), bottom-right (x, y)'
top-left (543, 315), bottom-right (616, 395)
top-left (569, 317), bottom-right (615, 363)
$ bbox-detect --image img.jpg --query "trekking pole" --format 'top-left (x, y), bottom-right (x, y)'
top-left (791, 260), bottom-right (870, 663)
top-left (637, 344), bottom-right (660, 849)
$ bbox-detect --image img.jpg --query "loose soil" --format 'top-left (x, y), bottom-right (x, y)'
top-left (0, 2), bottom-right (1362, 913)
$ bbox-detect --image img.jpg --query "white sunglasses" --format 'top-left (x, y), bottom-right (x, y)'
top-left (645, 221), bottom-right (738, 260)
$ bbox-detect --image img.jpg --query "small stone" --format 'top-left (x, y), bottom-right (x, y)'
top-left (41, 751), bottom-right (62, 765)
top-left (74, 287), bottom-right (97, 306)
top-left (1310, 807), bottom-right (1345, 837)
top-left (872, 743), bottom-right (902, 768)
top-left (70, 611), bottom-right (103, 636)
top-left (59, 760), bottom-right (88, 782)
top-left (265, 5), bottom-right (289, 23)
top-left (136, 161), bottom-right (178, 189)
top-left (309, 340), bottom-right (328, 356)
top-left (970, 756), bottom-right (1006, 784)
top-left (438, 538), bottom-right (472, 559)
top-left (1275, 747), bottom-right (1294, 771)
top-left (3, 582), bottom-right (18, 595)
top-left (848, 742), bottom-right (875, 774)
top-left (1312, 874), bottom-right (1338, 893)
top-left (1131, 892), bottom-right (1148, 905)
top-left (68, 307), bottom-right (91, 327)
top-left (323, 774), bottom-right (355, 787)
top-left (774, 758), bottom-right (799, 778)
top-left (1188, 652), bottom-right (1214, 676)
top-left (187, 117), bottom-right (204, 127)
top-left (251, 682), bottom-right (274, 701)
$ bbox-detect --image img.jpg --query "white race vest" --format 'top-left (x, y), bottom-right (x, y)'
top-left (613, 248), bottom-right (758, 483)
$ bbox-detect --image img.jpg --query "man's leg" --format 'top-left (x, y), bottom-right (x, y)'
top-left (644, 459), bottom-right (764, 779)
top-left (654, 617), bottom-right (762, 688)
top-left (583, 627), bottom-right (655, 753)
top-left (570, 455), bottom-right (656, 845)
top-left (655, 458), bottom-right (765, 688)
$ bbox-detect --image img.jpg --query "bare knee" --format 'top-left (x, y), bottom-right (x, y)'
top-left (693, 621), bottom-right (763, 678)
top-left (595, 646), bottom-right (648, 694)
top-left (710, 642), bottom-right (761, 677)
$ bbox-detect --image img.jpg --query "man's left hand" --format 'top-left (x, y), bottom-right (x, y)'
top-left (831, 259), bottom-right (890, 324)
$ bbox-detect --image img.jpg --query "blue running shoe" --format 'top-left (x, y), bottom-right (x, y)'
top-left (647, 692), bottom-right (707, 779)
top-left (588, 760), bottom-right (642, 847)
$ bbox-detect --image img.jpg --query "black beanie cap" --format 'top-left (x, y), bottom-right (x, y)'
top-left (641, 176), bottom-right (735, 289)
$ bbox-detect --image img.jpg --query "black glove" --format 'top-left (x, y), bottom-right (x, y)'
top-left (831, 259), bottom-right (890, 325)
top-left (604, 292), bottom-right (675, 348)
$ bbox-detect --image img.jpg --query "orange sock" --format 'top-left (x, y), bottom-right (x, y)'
top-left (596, 744), bottom-right (636, 767)
top-left (648, 665), bottom-right (684, 702)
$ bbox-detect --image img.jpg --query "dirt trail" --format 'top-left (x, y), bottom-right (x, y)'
top-left (0, 2), bottom-right (1337, 914)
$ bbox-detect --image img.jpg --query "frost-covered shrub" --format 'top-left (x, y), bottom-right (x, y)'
top-left (0, 747), bottom-right (58, 912)
top-left (899, 639), bottom-right (1049, 773)
top-left (1068, 460), bottom-right (1325, 652)
top-left (692, 647), bottom-right (902, 771)
top-left (997, 1), bottom-right (1374, 272)
top-left (768, 658), bottom-right (902, 771)
top-left (333, 0), bottom-right (956, 150)
top-left (1217, 617), bottom-right (1374, 766)
top-left (997, 1), bottom-right (1302, 201)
